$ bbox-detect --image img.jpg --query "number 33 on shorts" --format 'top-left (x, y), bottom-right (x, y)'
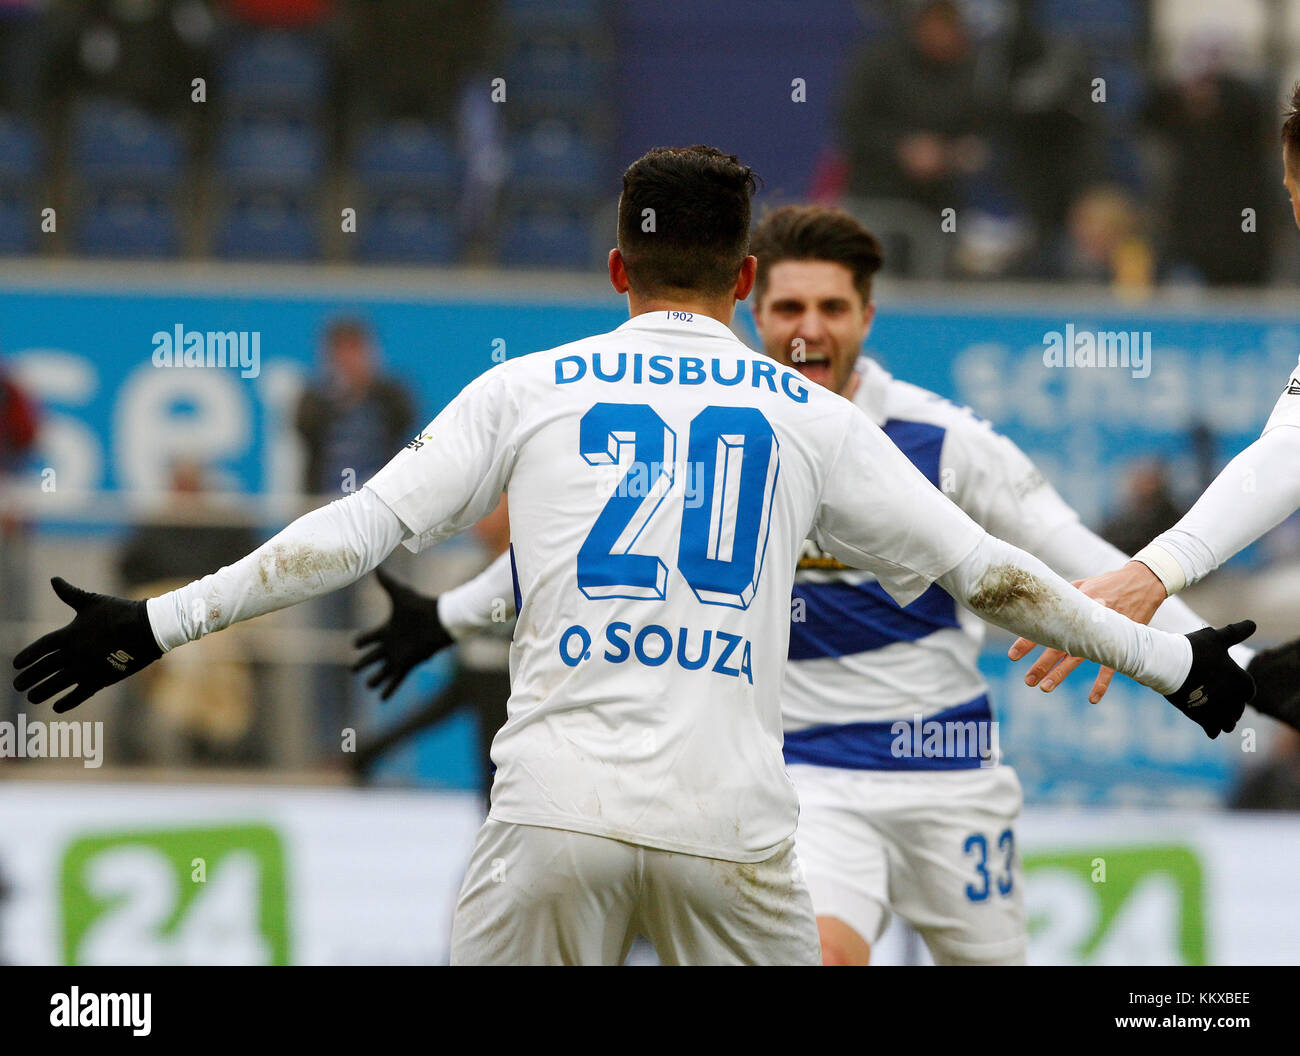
top-left (964, 828), bottom-right (1015, 903)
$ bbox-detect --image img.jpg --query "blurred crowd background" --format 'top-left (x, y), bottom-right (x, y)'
top-left (1, 0), bottom-right (1300, 283)
top-left (2, 0), bottom-right (1300, 816)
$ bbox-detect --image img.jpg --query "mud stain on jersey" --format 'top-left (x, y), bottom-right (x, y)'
top-left (967, 565), bottom-right (1047, 617)
top-left (256, 542), bottom-right (351, 594)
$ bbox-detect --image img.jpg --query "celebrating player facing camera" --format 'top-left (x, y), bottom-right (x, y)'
top-left (1011, 82), bottom-right (1300, 711)
top-left (14, 147), bottom-right (1256, 966)
top-left (387, 204), bottom-right (1292, 967)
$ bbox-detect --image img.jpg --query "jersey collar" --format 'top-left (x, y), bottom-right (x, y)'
top-left (851, 356), bottom-right (892, 427)
top-left (616, 311), bottom-right (748, 345)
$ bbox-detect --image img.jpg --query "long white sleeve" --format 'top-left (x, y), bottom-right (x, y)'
top-left (1029, 516), bottom-right (1255, 666)
top-left (146, 485), bottom-right (408, 651)
top-left (1143, 425), bottom-right (1300, 590)
top-left (437, 549), bottom-right (516, 640)
top-left (937, 533), bottom-right (1192, 694)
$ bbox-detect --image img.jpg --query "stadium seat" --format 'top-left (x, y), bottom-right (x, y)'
top-left (354, 121), bottom-right (459, 197)
top-left (504, 0), bottom-right (602, 32)
top-left (500, 200), bottom-right (594, 269)
top-left (1093, 56), bottom-right (1146, 122)
top-left (0, 112), bottom-right (41, 188)
top-left (508, 123), bottom-right (602, 199)
top-left (505, 36), bottom-right (605, 116)
top-left (219, 29), bottom-right (329, 114)
top-left (70, 99), bottom-right (184, 190)
top-left (218, 114), bottom-right (324, 192)
top-left (72, 188), bottom-right (180, 258)
top-left (1034, 0), bottom-right (1144, 49)
top-left (357, 195), bottom-right (458, 264)
top-left (0, 190), bottom-right (36, 254)
top-left (215, 192), bottom-right (318, 260)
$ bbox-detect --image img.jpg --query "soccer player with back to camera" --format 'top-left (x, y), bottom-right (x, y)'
top-left (13, 147), bottom-right (1256, 965)
top-left (366, 205), bottom-right (1300, 967)
top-left (1011, 83), bottom-right (1300, 709)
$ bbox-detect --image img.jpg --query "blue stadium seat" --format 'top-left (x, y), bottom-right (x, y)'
top-left (500, 201), bottom-right (593, 268)
top-left (0, 190), bottom-right (36, 254)
top-left (0, 112), bottom-right (40, 187)
top-left (504, 0), bottom-right (602, 32)
top-left (1034, 0), bottom-right (1142, 49)
top-left (354, 121), bottom-right (459, 197)
top-left (218, 115), bottom-right (324, 192)
top-left (509, 124), bottom-right (602, 198)
top-left (506, 37), bottom-right (604, 114)
top-left (1093, 56), bottom-right (1145, 121)
top-left (357, 195), bottom-right (458, 264)
top-left (215, 192), bottom-right (318, 260)
top-left (220, 30), bottom-right (328, 114)
top-left (73, 188), bottom-right (180, 257)
top-left (71, 99), bottom-right (184, 189)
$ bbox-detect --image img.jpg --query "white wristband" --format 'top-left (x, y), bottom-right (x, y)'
top-left (1132, 543), bottom-right (1187, 597)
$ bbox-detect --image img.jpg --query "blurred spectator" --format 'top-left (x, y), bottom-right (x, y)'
top-left (294, 317), bottom-right (413, 498)
top-left (1063, 184), bottom-right (1154, 290)
top-left (345, 1), bottom-right (496, 126)
top-left (48, 0), bottom-right (216, 117)
top-left (1, 358), bottom-right (37, 727)
top-left (996, 0), bottom-right (1104, 275)
top-left (116, 458), bottom-right (262, 765)
top-left (1099, 459), bottom-right (1184, 558)
top-left (839, 0), bottom-right (988, 275)
top-left (1230, 729), bottom-right (1300, 811)
top-left (295, 317), bottom-right (413, 752)
top-left (0, 358), bottom-right (37, 479)
top-left (0, 0), bottom-right (49, 116)
top-left (1141, 44), bottom-right (1270, 286)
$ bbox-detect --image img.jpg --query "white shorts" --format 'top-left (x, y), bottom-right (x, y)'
top-left (789, 764), bottom-right (1026, 965)
top-left (450, 819), bottom-right (822, 965)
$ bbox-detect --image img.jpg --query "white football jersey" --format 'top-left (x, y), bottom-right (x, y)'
top-left (783, 358), bottom-right (1080, 770)
top-left (365, 312), bottom-right (983, 861)
top-left (1263, 351), bottom-right (1300, 435)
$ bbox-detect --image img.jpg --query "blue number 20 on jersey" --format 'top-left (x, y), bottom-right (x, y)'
top-left (577, 402), bottom-right (780, 609)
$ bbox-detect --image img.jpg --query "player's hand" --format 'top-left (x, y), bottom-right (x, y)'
top-left (1008, 561), bottom-right (1169, 703)
top-left (1163, 621), bottom-right (1255, 738)
top-left (1245, 639), bottom-right (1300, 732)
top-left (11, 577), bottom-right (163, 713)
top-left (351, 567), bottom-right (454, 700)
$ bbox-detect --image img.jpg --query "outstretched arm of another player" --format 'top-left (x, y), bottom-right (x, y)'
top-left (814, 412), bottom-right (1256, 738)
top-left (351, 550), bottom-right (515, 699)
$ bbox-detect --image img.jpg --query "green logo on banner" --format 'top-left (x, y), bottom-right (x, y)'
top-left (1025, 845), bottom-right (1205, 964)
top-left (60, 824), bottom-right (290, 965)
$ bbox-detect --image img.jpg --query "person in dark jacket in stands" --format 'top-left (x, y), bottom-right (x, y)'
top-left (295, 317), bottom-right (414, 499)
top-left (295, 316), bottom-right (414, 747)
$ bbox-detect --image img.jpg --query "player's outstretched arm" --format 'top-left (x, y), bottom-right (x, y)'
top-left (935, 535), bottom-right (1255, 737)
top-left (814, 412), bottom-right (1256, 738)
top-left (352, 568), bottom-right (453, 700)
top-left (1137, 424), bottom-right (1300, 595)
top-left (12, 486), bottom-right (408, 713)
top-left (351, 550), bottom-right (515, 700)
top-left (937, 416), bottom-right (1250, 703)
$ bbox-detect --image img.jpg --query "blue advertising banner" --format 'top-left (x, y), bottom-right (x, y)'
top-left (5, 276), bottom-right (1293, 804)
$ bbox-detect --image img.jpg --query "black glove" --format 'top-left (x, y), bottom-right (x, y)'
top-left (1164, 621), bottom-right (1256, 739)
top-left (351, 567), bottom-right (454, 700)
top-left (1245, 640), bottom-right (1300, 732)
top-left (11, 577), bottom-right (163, 713)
